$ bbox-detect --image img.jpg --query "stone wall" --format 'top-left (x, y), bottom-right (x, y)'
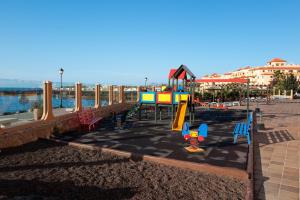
top-left (0, 103), bottom-right (133, 149)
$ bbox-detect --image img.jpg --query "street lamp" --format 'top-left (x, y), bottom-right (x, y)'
top-left (59, 68), bottom-right (64, 108)
top-left (144, 77), bottom-right (148, 88)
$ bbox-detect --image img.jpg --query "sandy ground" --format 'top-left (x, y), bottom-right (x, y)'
top-left (0, 140), bottom-right (246, 200)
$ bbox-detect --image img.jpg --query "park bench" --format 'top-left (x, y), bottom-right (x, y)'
top-left (77, 108), bottom-right (103, 132)
top-left (65, 108), bottom-right (74, 112)
top-left (233, 112), bottom-right (253, 145)
top-left (0, 118), bottom-right (18, 128)
top-left (232, 101), bottom-right (240, 106)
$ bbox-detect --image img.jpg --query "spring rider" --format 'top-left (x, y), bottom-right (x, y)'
top-left (182, 122), bottom-right (208, 153)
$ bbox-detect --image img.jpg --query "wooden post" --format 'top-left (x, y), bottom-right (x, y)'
top-left (95, 84), bottom-right (101, 109)
top-left (136, 86), bottom-right (141, 102)
top-left (273, 87), bottom-right (275, 96)
top-left (130, 87), bottom-right (134, 103)
top-left (109, 85), bottom-right (113, 105)
top-left (41, 81), bottom-right (54, 121)
top-left (278, 89), bottom-right (280, 96)
top-left (75, 82), bottom-right (82, 112)
top-left (119, 85), bottom-right (124, 104)
top-left (291, 89), bottom-right (293, 99)
top-left (152, 86), bottom-right (155, 92)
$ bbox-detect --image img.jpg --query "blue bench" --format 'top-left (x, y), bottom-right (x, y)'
top-left (233, 112), bottom-right (253, 145)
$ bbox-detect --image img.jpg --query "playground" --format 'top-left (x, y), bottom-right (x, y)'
top-left (54, 108), bottom-right (250, 171)
top-left (0, 65), bottom-right (254, 199)
top-left (0, 107), bottom-right (251, 199)
top-left (52, 65), bottom-right (252, 174)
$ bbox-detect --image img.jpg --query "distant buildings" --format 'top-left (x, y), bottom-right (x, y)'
top-left (198, 58), bottom-right (300, 90)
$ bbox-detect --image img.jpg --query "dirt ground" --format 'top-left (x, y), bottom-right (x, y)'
top-left (0, 140), bottom-right (246, 200)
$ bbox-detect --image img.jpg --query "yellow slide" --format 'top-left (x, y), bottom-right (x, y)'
top-left (172, 100), bottom-right (188, 131)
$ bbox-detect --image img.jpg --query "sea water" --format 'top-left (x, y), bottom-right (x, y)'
top-left (0, 95), bottom-right (108, 115)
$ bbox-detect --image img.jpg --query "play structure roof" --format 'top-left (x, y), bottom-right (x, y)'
top-left (168, 69), bottom-right (186, 80)
top-left (171, 65), bottom-right (196, 80)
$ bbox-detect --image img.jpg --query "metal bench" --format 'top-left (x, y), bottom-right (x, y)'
top-left (77, 108), bottom-right (103, 132)
top-left (233, 112), bottom-right (252, 145)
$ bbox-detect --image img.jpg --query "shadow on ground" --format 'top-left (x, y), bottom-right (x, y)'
top-left (0, 179), bottom-right (137, 200)
top-left (54, 109), bottom-right (251, 170)
top-left (254, 127), bottom-right (295, 199)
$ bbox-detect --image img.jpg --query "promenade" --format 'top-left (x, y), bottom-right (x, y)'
top-left (248, 102), bottom-right (300, 200)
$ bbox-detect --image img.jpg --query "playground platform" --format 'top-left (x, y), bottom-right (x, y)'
top-left (54, 109), bottom-right (250, 173)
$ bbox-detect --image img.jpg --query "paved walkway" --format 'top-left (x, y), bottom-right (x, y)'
top-left (0, 108), bottom-right (74, 127)
top-left (251, 102), bottom-right (300, 200)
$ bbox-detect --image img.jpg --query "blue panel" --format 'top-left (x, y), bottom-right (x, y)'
top-left (182, 122), bottom-right (190, 136)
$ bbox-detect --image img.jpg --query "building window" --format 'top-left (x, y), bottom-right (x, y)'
top-left (289, 70), bottom-right (292, 73)
top-left (276, 63), bottom-right (279, 66)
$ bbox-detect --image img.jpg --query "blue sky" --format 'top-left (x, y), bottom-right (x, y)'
top-left (0, 0), bottom-right (299, 85)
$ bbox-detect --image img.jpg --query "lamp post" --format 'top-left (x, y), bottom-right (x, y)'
top-left (59, 68), bottom-right (64, 108)
top-left (144, 77), bottom-right (148, 88)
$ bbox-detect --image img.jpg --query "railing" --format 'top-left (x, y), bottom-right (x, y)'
top-left (246, 111), bottom-right (255, 200)
top-left (0, 82), bottom-right (139, 129)
top-left (124, 86), bottom-right (137, 103)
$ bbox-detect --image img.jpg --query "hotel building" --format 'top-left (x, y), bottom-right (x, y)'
top-left (198, 58), bottom-right (300, 90)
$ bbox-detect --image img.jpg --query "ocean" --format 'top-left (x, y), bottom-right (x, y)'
top-left (0, 87), bottom-right (136, 115)
top-left (0, 94), bottom-right (108, 115)
top-left (0, 88), bottom-right (108, 115)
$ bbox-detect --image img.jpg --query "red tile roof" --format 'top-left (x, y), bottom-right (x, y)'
top-left (211, 73), bottom-right (221, 77)
top-left (253, 66), bottom-right (300, 70)
top-left (196, 78), bottom-right (248, 83)
top-left (268, 58), bottom-right (286, 63)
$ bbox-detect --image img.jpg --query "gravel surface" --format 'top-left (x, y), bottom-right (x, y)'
top-left (0, 140), bottom-right (246, 200)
